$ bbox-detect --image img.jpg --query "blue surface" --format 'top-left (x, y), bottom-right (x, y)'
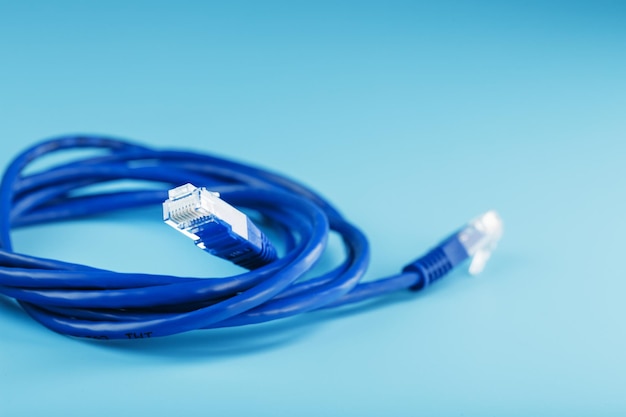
top-left (1, 1), bottom-right (625, 415)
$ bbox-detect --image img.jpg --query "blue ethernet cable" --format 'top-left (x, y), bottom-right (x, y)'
top-left (0, 135), bottom-right (503, 340)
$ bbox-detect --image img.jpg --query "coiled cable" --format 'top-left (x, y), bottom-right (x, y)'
top-left (0, 135), bottom-right (502, 340)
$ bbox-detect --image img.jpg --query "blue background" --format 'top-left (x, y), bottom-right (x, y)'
top-left (1, 1), bottom-right (625, 415)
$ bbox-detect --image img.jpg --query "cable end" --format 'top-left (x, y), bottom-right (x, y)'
top-left (403, 210), bottom-right (503, 289)
top-left (460, 210), bottom-right (503, 275)
top-left (163, 183), bottom-right (277, 269)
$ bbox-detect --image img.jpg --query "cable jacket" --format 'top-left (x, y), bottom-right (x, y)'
top-left (0, 135), bottom-right (422, 339)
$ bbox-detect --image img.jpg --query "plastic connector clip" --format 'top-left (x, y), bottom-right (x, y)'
top-left (403, 210), bottom-right (503, 290)
top-left (163, 183), bottom-right (277, 269)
